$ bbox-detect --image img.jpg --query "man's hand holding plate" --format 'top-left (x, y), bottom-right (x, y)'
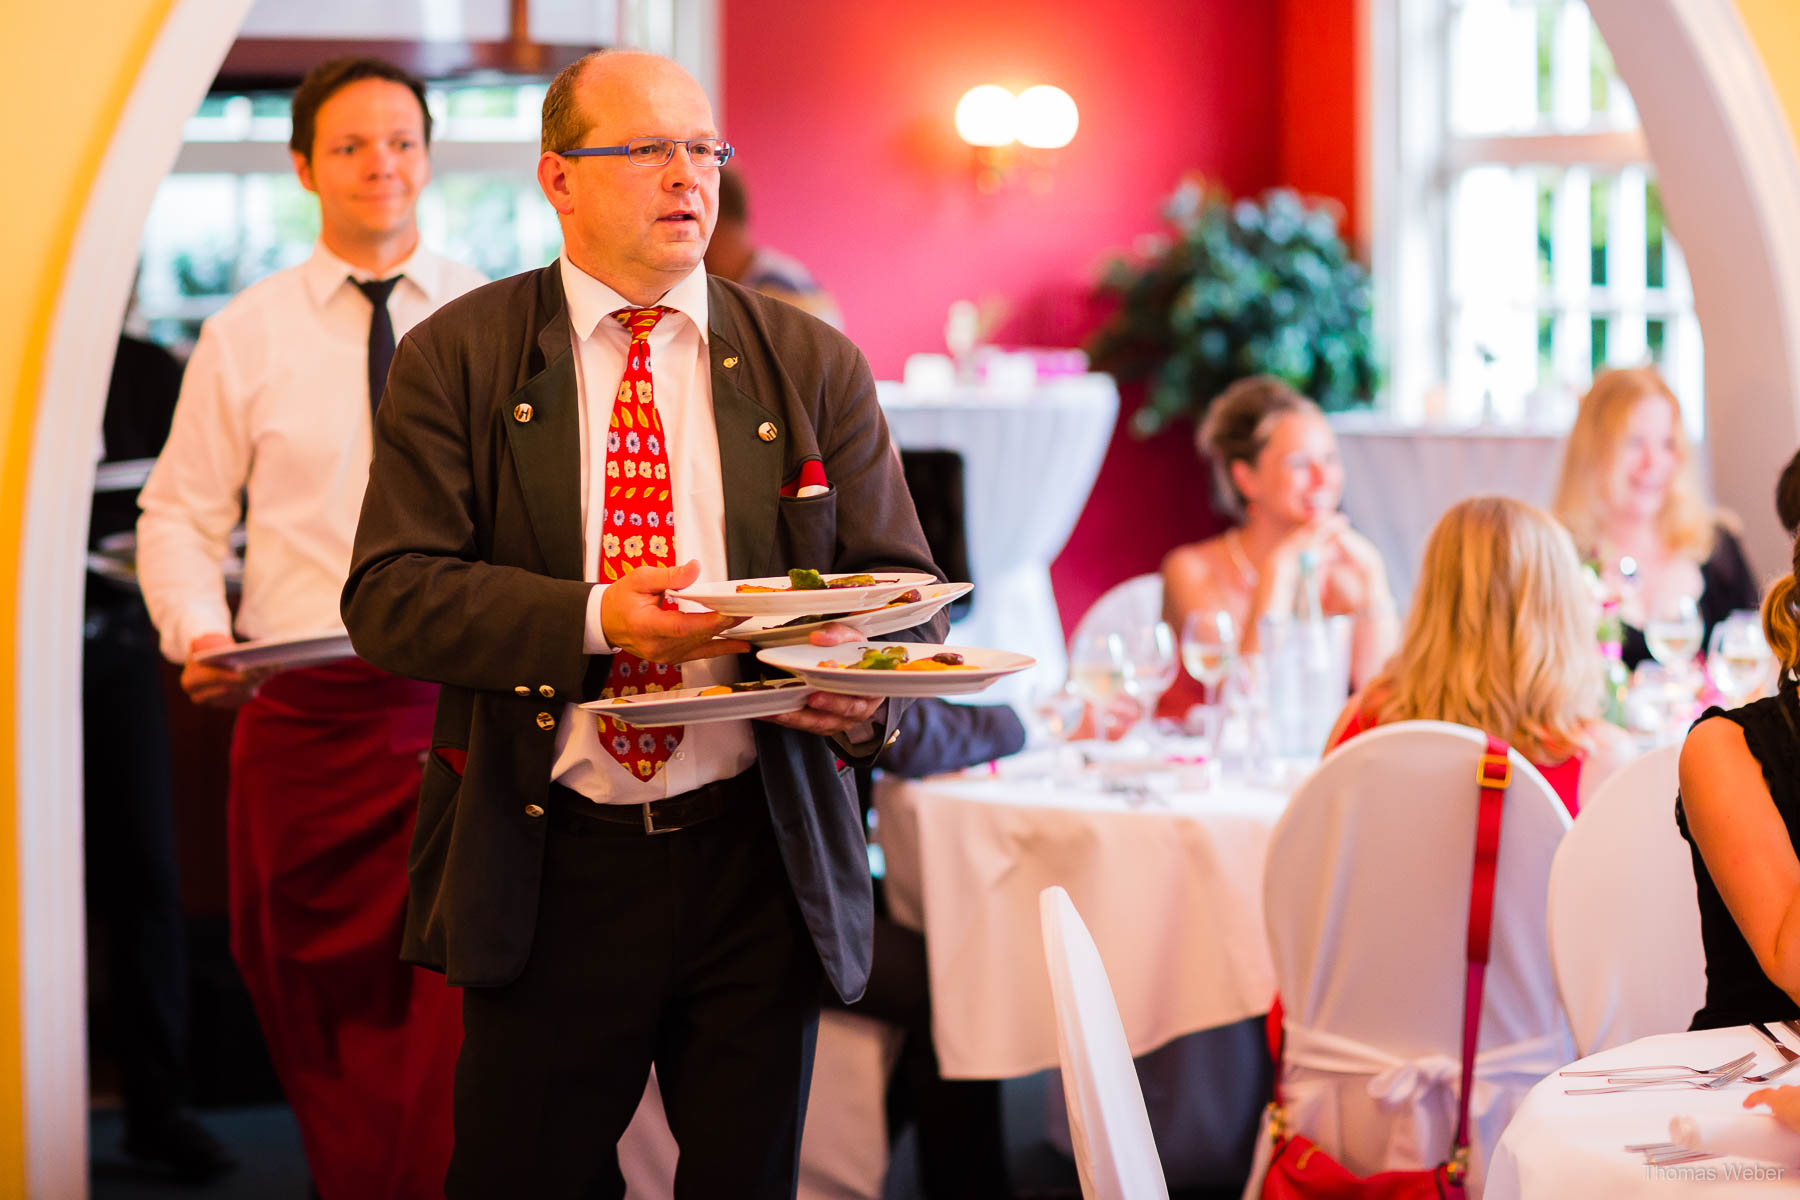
top-left (762, 622), bottom-right (887, 734)
top-left (602, 559), bottom-right (749, 664)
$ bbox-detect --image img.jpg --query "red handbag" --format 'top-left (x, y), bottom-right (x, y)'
top-left (1260, 735), bottom-right (1514, 1200)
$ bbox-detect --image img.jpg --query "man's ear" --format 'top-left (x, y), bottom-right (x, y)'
top-left (290, 149), bottom-right (316, 195)
top-left (536, 152), bottom-right (576, 216)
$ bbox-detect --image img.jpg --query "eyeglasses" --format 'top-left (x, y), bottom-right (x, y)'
top-left (561, 138), bottom-right (735, 168)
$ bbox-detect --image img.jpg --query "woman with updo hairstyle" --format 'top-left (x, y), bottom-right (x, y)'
top-left (1677, 534), bottom-right (1800, 1028)
top-left (1325, 496), bottom-right (1634, 816)
top-left (1160, 375), bottom-right (1399, 695)
top-left (1551, 366), bottom-right (1757, 669)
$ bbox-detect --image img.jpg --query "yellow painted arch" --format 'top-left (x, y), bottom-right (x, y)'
top-left (3, 1), bottom-right (1800, 1194)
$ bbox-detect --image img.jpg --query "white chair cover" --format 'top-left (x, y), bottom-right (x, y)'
top-left (1070, 573), bottom-right (1164, 649)
top-left (1245, 721), bottom-right (1575, 1200)
top-left (1546, 745), bottom-right (1703, 1056)
top-left (617, 1012), bottom-right (901, 1200)
top-left (1040, 884), bottom-right (1171, 1200)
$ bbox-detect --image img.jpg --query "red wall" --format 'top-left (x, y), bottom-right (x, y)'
top-left (722, 0), bottom-right (1355, 634)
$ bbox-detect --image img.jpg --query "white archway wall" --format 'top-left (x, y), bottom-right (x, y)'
top-left (20, 0), bottom-right (252, 1193)
top-left (1590, 0), bottom-right (1800, 579)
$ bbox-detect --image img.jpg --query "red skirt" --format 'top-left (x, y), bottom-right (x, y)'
top-left (229, 658), bottom-right (458, 1200)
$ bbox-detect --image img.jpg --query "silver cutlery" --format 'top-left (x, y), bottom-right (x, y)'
top-left (1561, 1051), bottom-right (1753, 1079)
top-left (1631, 1141), bottom-right (1721, 1166)
top-left (1740, 1022), bottom-right (1800, 1083)
top-left (1565, 1055), bottom-right (1757, 1095)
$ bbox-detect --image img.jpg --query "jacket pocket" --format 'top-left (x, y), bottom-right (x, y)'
top-left (776, 485), bottom-right (839, 572)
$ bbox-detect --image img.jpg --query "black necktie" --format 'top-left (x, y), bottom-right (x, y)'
top-left (353, 276), bottom-right (403, 416)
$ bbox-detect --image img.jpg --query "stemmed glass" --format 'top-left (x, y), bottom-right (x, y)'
top-left (1119, 621), bottom-right (1179, 745)
top-left (1067, 631), bottom-right (1132, 741)
top-left (1645, 591), bottom-right (1705, 688)
top-left (1181, 610), bottom-right (1239, 702)
top-left (1708, 611), bottom-right (1776, 706)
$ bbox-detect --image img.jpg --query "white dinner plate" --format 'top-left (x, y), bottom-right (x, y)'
top-left (755, 641), bottom-right (1035, 698)
top-left (726, 581), bottom-right (973, 647)
top-left (673, 571), bottom-right (937, 617)
top-left (192, 632), bottom-right (357, 671)
top-left (579, 678), bottom-right (813, 727)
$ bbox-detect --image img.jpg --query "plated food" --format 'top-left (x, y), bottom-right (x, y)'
top-left (674, 570), bottom-right (937, 618)
top-left (828, 646), bottom-right (975, 671)
top-left (579, 677), bottom-right (813, 726)
top-left (724, 581), bottom-right (973, 648)
top-left (756, 641), bottom-right (1036, 698)
top-left (736, 569), bottom-right (895, 593)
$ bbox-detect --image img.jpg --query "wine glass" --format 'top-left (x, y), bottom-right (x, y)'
top-left (1181, 610), bottom-right (1239, 701)
top-left (1029, 678), bottom-right (1088, 745)
top-left (1118, 621), bottom-right (1178, 746)
top-left (1708, 611), bottom-right (1776, 706)
top-left (1644, 591), bottom-right (1704, 685)
top-left (1067, 631), bottom-right (1132, 741)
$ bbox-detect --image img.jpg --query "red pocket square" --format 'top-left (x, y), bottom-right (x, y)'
top-left (780, 459), bottom-right (829, 498)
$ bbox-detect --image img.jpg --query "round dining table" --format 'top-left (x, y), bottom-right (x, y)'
top-left (1487, 1026), bottom-right (1800, 1197)
top-left (873, 750), bottom-right (1293, 1080)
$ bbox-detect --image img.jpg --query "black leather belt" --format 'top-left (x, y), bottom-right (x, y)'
top-left (546, 767), bottom-right (759, 836)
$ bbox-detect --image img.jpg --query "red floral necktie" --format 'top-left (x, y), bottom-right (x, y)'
top-left (596, 306), bottom-right (683, 780)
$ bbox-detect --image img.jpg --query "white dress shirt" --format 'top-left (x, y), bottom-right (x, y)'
top-left (137, 241), bottom-right (487, 662)
top-left (550, 255), bottom-right (758, 804)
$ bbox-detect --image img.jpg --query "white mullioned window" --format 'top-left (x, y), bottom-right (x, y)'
top-left (1371, 0), bottom-right (1703, 433)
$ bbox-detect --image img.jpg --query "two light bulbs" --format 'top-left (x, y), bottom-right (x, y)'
top-left (953, 84), bottom-right (1079, 150)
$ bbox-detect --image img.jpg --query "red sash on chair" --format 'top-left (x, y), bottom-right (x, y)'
top-left (1260, 735), bottom-right (1513, 1200)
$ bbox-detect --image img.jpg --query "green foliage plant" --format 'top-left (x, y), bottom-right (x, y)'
top-left (1089, 178), bottom-right (1379, 437)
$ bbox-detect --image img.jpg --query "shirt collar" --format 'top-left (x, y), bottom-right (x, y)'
top-left (558, 254), bottom-right (710, 346)
top-left (300, 240), bottom-right (443, 309)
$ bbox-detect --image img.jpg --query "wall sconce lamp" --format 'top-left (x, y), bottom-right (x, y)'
top-left (954, 84), bottom-right (1079, 193)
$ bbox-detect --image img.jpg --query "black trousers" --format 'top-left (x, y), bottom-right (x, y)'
top-left (838, 916), bottom-right (1008, 1199)
top-left (82, 590), bottom-right (191, 1128)
top-left (448, 781), bottom-right (823, 1200)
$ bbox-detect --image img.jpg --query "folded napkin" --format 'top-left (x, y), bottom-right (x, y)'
top-left (1669, 1112), bottom-right (1800, 1164)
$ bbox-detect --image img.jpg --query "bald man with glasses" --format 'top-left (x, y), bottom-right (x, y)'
top-left (343, 50), bottom-right (943, 1199)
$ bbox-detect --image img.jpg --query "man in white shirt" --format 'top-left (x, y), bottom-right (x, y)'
top-left (136, 57), bottom-right (485, 1200)
top-left (343, 51), bottom-right (944, 1198)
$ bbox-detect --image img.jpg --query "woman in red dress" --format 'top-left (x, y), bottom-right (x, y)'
top-left (1326, 496), bottom-right (1634, 816)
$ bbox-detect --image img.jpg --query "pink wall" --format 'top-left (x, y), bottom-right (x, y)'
top-left (722, 1), bottom-right (1334, 633)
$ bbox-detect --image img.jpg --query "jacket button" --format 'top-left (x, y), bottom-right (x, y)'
top-left (524, 803), bottom-right (545, 818)
top-left (536, 712), bottom-right (556, 731)
top-left (757, 421), bottom-right (778, 443)
top-left (514, 685), bottom-right (530, 696)
top-left (539, 684), bottom-right (556, 698)
top-left (514, 402), bottom-right (534, 423)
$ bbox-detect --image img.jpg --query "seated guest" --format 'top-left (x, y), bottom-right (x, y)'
top-left (704, 167), bottom-right (844, 329)
top-left (1778, 447), bottom-right (1800, 537)
top-left (1161, 376), bottom-right (1399, 710)
top-left (1677, 533), bottom-right (1800, 1029)
top-left (1327, 496), bottom-right (1634, 817)
top-left (1551, 366), bottom-right (1757, 670)
top-left (847, 699), bottom-right (1025, 1199)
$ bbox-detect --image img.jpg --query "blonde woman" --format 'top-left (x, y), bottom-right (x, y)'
top-left (1160, 376), bottom-right (1399, 701)
top-left (1326, 496), bottom-right (1635, 816)
top-left (1678, 533), bottom-right (1800, 1029)
top-left (1551, 367), bottom-right (1757, 670)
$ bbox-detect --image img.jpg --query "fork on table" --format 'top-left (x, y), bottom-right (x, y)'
top-left (1564, 1055), bottom-right (1757, 1095)
top-left (1560, 1051), bottom-right (1753, 1080)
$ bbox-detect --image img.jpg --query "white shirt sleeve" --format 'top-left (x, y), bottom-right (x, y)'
top-left (135, 320), bottom-right (250, 662)
top-left (583, 583), bottom-right (616, 655)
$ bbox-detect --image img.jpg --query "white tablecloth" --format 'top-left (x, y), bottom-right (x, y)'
top-left (1487, 1027), bottom-right (1800, 1197)
top-left (877, 376), bottom-right (1118, 702)
top-left (874, 762), bottom-right (1289, 1079)
top-left (1331, 417), bottom-right (1567, 608)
